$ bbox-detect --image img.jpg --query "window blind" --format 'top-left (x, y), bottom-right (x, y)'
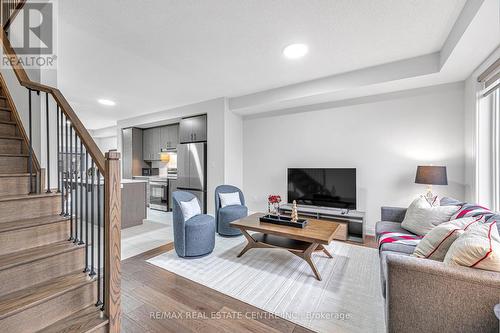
top-left (478, 58), bottom-right (500, 97)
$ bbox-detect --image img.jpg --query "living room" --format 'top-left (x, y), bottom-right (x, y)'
top-left (0, 1), bottom-right (498, 333)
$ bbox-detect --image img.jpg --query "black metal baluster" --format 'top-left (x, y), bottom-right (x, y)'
top-left (101, 181), bottom-right (106, 311)
top-left (56, 106), bottom-right (61, 194)
top-left (74, 133), bottom-right (79, 243)
top-left (45, 92), bottom-right (51, 193)
top-left (60, 110), bottom-right (65, 216)
top-left (65, 117), bottom-right (70, 220)
top-left (90, 160), bottom-right (96, 276)
top-left (28, 89), bottom-right (33, 194)
top-left (79, 141), bottom-right (84, 245)
top-left (84, 152), bottom-right (90, 273)
top-left (69, 126), bottom-right (74, 240)
top-left (96, 169), bottom-right (102, 307)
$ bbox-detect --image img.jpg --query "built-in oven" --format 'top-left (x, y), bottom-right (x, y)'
top-left (149, 179), bottom-right (168, 211)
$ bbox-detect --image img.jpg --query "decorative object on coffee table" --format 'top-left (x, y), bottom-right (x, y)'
top-left (268, 194), bottom-right (281, 215)
top-left (291, 200), bottom-right (298, 222)
top-left (415, 165), bottom-right (448, 203)
top-left (259, 214), bottom-right (308, 228)
top-left (231, 213), bottom-right (339, 280)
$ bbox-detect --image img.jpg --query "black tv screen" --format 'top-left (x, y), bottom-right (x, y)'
top-left (287, 168), bottom-right (356, 209)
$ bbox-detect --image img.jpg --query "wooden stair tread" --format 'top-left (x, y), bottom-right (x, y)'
top-left (0, 192), bottom-right (60, 202)
top-left (0, 107), bottom-right (10, 111)
top-left (0, 96), bottom-right (7, 100)
top-left (0, 153), bottom-right (28, 157)
top-left (0, 272), bottom-right (94, 320)
top-left (0, 120), bottom-right (15, 125)
top-left (0, 215), bottom-right (68, 233)
top-left (0, 135), bottom-right (22, 140)
top-left (0, 173), bottom-right (30, 178)
top-left (0, 241), bottom-right (83, 271)
top-left (36, 305), bottom-right (108, 333)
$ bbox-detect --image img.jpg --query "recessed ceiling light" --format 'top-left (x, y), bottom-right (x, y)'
top-left (98, 99), bottom-right (116, 106)
top-left (283, 43), bottom-right (308, 59)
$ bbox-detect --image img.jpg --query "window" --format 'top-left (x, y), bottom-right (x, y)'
top-left (477, 58), bottom-right (500, 211)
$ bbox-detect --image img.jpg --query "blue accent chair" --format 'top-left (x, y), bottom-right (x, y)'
top-left (172, 191), bottom-right (215, 258)
top-left (215, 185), bottom-right (248, 236)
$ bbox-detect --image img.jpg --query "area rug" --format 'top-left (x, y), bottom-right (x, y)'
top-left (147, 235), bottom-right (386, 333)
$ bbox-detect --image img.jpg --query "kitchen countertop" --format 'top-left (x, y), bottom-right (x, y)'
top-left (121, 179), bottom-right (148, 184)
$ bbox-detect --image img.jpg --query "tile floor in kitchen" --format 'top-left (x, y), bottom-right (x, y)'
top-left (121, 208), bottom-right (174, 260)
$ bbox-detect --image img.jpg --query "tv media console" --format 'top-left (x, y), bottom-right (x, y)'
top-left (279, 204), bottom-right (365, 243)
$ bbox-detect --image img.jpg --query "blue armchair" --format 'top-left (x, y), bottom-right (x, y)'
top-left (172, 191), bottom-right (215, 257)
top-left (215, 185), bottom-right (248, 236)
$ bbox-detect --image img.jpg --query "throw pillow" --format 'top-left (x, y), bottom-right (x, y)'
top-left (413, 216), bottom-right (484, 261)
top-left (449, 203), bottom-right (492, 220)
top-left (401, 197), bottom-right (459, 236)
top-left (180, 197), bottom-right (201, 221)
top-left (219, 192), bottom-right (241, 208)
top-left (444, 221), bottom-right (500, 272)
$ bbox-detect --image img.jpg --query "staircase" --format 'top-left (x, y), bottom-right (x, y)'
top-left (0, 79), bottom-right (108, 332)
top-left (0, 1), bottom-right (122, 332)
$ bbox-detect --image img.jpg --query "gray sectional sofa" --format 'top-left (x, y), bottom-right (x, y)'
top-left (376, 203), bottom-right (500, 333)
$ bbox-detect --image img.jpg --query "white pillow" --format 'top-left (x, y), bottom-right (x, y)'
top-left (401, 197), bottom-right (459, 236)
top-left (413, 216), bottom-right (484, 261)
top-left (444, 221), bottom-right (500, 272)
top-left (219, 192), bottom-right (241, 208)
top-left (180, 198), bottom-right (201, 221)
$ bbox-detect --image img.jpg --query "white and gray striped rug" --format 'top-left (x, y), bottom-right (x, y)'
top-left (147, 235), bottom-right (386, 333)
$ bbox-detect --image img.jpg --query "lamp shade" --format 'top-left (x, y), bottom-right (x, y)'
top-left (415, 166), bottom-right (448, 185)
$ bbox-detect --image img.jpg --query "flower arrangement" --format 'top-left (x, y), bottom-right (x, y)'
top-left (268, 194), bottom-right (282, 215)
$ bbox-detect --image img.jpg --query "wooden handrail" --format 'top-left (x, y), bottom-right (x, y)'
top-left (0, 28), bottom-right (106, 172)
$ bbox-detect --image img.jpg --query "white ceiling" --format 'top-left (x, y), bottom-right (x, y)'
top-left (56, 0), bottom-right (471, 129)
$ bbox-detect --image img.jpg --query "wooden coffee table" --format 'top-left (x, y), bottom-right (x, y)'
top-left (230, 213), bottom-right (339, 281)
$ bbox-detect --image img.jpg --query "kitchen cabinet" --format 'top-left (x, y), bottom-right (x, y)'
top-left (179, 115), bottom-right (207, 143)
top-left (122, 128), bottom-right (147, 178)
top-left (159, 124), bottom-right (179, 149)
top-left (144, 124), bottom-right (180, 160)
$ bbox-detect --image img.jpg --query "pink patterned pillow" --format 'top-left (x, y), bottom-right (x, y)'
top-left (450, 203), bottom-right (492, 220)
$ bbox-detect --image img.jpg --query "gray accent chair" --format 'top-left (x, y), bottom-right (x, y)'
top-left (376, 199), bottom-right (500, 333)
top-left (214, 185), bottom-right (248, 236)
top-left (172, 191), bottom-right (215, 258)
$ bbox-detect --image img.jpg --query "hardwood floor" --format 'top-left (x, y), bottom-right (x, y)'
top-left (121, 237), bottom-right (378, 333)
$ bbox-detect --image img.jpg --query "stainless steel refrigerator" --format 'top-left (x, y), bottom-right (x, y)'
top-left (176, 142), bottom-right (207, 212)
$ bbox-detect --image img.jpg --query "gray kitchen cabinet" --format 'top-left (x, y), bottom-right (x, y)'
top-left (180, 115), bottom-right (207, 143)
top-left (122, 127), bottom-right (147, 178)
top-left (143, 128), bottom-right (153, 160)
top-left (166, 124), bottom-right (179, 148)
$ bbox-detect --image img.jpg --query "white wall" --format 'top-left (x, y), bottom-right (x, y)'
top-left (95, 136), bottom-right (118, 154)
top-left (242, 83), bottom-right (466, 235)
top-left (224, 106), bottom-right (243, 188)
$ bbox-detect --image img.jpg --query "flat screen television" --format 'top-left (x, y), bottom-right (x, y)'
top-left (287, 168), bottom-right (356, 210)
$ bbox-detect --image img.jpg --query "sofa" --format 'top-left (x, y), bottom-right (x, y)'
top-left (376, 200), bottom-right (500, 333)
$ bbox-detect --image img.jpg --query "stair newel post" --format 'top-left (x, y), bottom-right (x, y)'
top-left (45, 92), bottom-right (51, 193)
top-left (96, 168), bottom-right (102, 307)
top-left (27, 88), bottom-right (33, 194)
top-left (90, 159), bottom-right (95, 276)
top-left (56, 105), bottom-right (61, 194)
top-left (79, 140), bottom-right (84, 245)
top-left (104, 150), bottom-right (121, 333)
